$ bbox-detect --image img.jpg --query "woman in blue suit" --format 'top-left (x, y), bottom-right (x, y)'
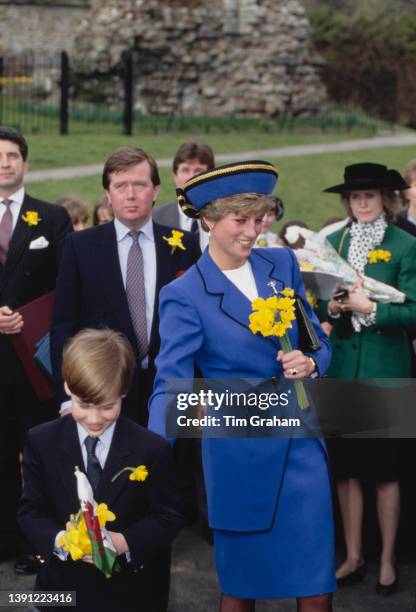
top-left (148, 161), bottom-right (336, 611)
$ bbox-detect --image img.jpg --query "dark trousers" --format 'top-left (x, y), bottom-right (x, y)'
top-left (0, 382), bottom-right (56, 555)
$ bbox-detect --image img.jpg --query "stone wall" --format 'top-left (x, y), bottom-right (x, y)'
top-left (0, 2), bottom-right (88, 55)
top-left (0, 0), bottom-right (327, 117)
top-left (74, 0), bottom-right (327, 117)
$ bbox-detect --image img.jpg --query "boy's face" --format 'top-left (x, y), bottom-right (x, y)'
top-left (66, 385), bottom-right (122, 436)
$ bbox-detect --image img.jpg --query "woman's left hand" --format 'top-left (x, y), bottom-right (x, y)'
top-left (277, 349), bottom-right (315, 379)
top-left (339, 275), bottom-right (373, 315)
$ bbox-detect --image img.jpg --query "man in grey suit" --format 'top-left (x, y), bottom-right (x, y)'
top-left (153, 142), bottom-right (214, 252)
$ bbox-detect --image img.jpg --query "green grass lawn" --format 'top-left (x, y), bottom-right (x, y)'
top-left (28, 144), bottom-right (416, 231)
top-left (25, 128), bottom-right (392, 171)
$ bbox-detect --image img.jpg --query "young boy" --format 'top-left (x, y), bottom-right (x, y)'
top-left (18, 329), bottom-right (184, 611)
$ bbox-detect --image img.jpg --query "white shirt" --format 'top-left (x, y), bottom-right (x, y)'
top-left (223, 260), bottom-right (258, 302)
top-left (76, 421), bottom-right (116, 470)
top-left (177, 204), bottom-right (210, 252)
top-left (0, 187), bottom-right (25, 231)
top-left (114, 216), bottom-right (156, 368)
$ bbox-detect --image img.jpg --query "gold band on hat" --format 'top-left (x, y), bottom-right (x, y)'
top-left (184, 161), bottom-right (278, 190)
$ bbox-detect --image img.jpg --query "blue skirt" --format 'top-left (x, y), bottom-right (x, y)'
top-left (212, 438), bottom-right (337, 599)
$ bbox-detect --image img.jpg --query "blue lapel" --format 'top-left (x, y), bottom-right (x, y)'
top-left (196, 248), bottom-right (285, 332)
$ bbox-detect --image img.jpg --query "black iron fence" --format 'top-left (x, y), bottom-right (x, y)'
top-left (0, 50), bottom-right (135, 135)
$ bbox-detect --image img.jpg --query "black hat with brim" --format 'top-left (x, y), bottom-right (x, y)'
top-left (324, 163), bottom-right (408, 194)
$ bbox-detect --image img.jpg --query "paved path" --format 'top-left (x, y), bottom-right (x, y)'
top-left (25, 132), bottom-right (416, 183)
top-left (1, 527), bottom-right (414, 611)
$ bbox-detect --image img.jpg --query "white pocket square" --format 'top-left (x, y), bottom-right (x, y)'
top-left (29, 236), bottom-right (49, 250)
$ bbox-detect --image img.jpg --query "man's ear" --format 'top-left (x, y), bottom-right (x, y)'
top-left (152, 185), bottom-right (161, 207)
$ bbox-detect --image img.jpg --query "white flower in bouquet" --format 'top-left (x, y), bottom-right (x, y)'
top-left (293, 229), bottom-right (405, 304)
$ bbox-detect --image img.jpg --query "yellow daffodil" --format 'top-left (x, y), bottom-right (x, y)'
top-left (96, 503), bottom-right (116, 527)
top-left (299, 261), bottom-right (315, 271)
top-left (276, 296), bottom-right (295, 311)
top-left (21, 210), bottom-right (41, 226)
top-left (368, 249), bottom-right (392, 264)
top-left (249, 285), bottom-right (309, 409)
top-left (249, 290), bottom-right (296, 338)
top-left (58, 530), bottom-right (85, 561)
top-left (306, 291), bottom-right (318, 309)
top-left (129, 465), bottom-right (149, 482)
top-left (112, 464), bottom-right (149, 483)
top-left (163, 230), bottom-right (186, 253)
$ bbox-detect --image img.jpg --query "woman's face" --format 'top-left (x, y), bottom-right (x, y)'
top-left (206, 210), bottom-right (264, 269)
top-left (261, 210), bottom-right (277, 232)
top-left (348, 190), bottom-right (384, 223)
top-left (404, 180), bottom-right (416, 211)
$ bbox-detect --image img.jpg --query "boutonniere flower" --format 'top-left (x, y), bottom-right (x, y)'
top-left (306, 290), bottom-right (318, 309)
top-left (163, 230), bottom-right (186, 253)
top-left (22, 210), bottom-right (41, 226)
top-left (111, 465), bottom-right (149, 483)
top-left (249, 284), bottom-right (309, 410)
top-left (368, 249), bottom-right (391, 264)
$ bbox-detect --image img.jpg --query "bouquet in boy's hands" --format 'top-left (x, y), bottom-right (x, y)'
top-left (57, 467), bottom-right (120, 578)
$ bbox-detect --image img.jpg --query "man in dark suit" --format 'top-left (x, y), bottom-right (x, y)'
top-left (18, 328), bottom-right (183, 612)
top-left (50, 146), bottom-right (200, 611)
top-left (0, 127), bottom-right (72, 571)
top-left (153, 142), bottom-right (214, 253)
top-left (51, 146), bottom-right (200, 425)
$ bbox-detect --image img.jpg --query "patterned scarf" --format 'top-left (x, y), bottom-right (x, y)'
top-left (348, 214), bottom-right (387, 272)
top-left (347, 213), bottom-right (387, 331)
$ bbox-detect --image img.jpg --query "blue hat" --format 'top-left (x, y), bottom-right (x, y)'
top-left (176, 160), bottom-right (278, 218)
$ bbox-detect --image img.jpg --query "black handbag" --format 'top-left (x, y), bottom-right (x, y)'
top-left (295, 295), bottom-right (322, 352)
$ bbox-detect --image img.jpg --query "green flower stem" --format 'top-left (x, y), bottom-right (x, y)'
top-left (280, 333), bottom-right (309, 411)
top-left (111, 467), bottom-right (134, 482)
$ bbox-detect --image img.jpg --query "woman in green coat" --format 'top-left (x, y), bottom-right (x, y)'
top-left (322, 163), bottom-right (416, 596)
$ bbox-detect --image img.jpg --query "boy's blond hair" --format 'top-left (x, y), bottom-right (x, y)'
top-left (62, 329), bottom-right (135, 405)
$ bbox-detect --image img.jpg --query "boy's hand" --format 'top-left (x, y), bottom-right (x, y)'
top-left (107, 531), bottom-right (129, 556)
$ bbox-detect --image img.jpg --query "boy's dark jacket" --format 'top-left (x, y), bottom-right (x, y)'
top-left (17, 415), bottom-right (184, 611)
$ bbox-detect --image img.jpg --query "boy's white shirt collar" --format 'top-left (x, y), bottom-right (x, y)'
top-left (76, 421), bottom-right (116, 453)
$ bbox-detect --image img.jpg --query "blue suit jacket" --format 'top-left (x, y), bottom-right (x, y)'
top-left (17, 415), bottom-right (184, 611)
top-left (148, 247), bottom-right (331, 532)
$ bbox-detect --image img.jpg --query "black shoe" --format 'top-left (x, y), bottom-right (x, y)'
top-left (376, 568), bottom-right (399, 596)
top-left (14, 553), bottom-right (41, 575)
top-left (337, 563), bottom-right (367, 587)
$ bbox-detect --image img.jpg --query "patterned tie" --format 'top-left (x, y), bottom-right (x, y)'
top-left (85, 436), bottom-right (102, 493)
top-left (126, 230), bottom-right (148, 359)
top-left (0, 199), bottom-right (13, 266)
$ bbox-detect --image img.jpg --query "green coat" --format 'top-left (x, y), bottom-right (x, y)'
top-left (324, 223), bottom-right (416, 379)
